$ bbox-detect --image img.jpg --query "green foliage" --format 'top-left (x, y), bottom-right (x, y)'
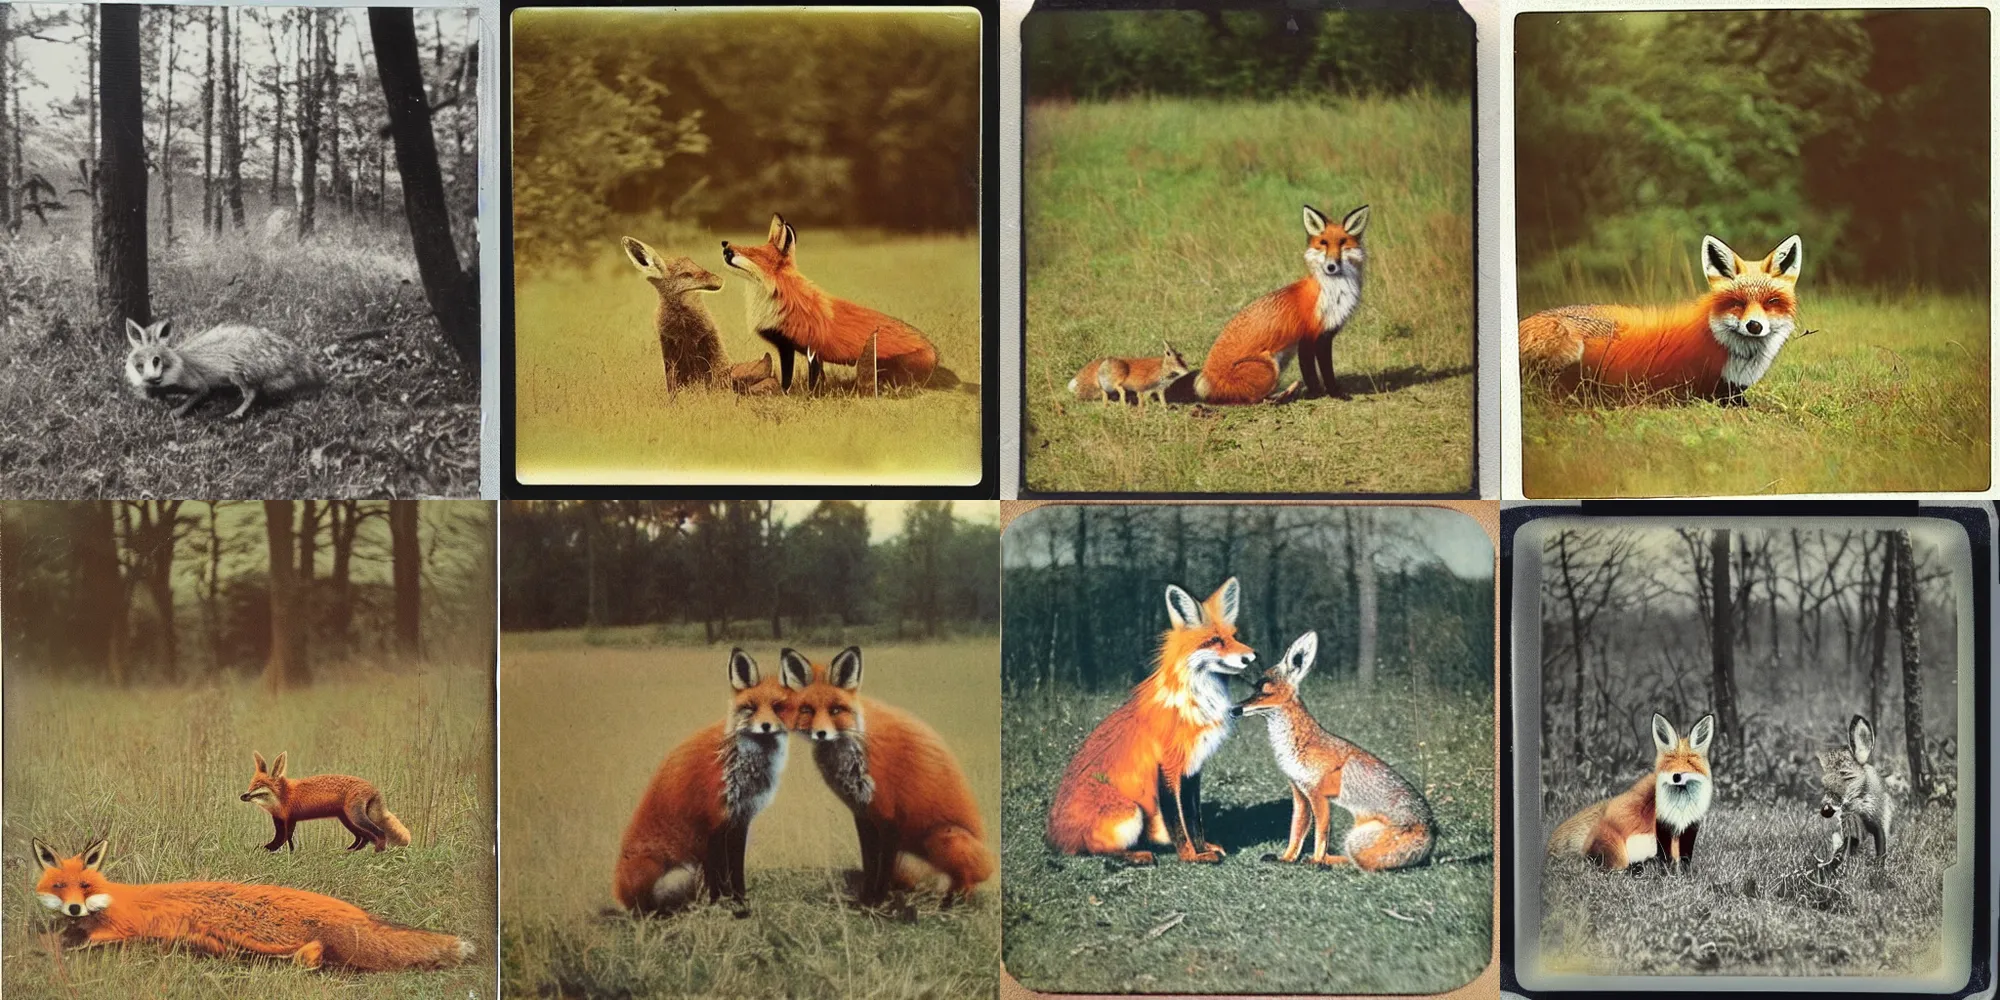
top-left (1517, 10), bottom-right (1988, 292)
top-left (1024, 7), bottom-right (1471, 101)
top-left (510, 10), bottom-right (980, 266)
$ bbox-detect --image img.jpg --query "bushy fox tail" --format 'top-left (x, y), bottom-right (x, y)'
top-left (320, 920), bottom-right (471, 971)
top-left (362, 795), bottom-right (412, 847)
top-left (930, 364), bottom-right (978, 394)
top-left (925, 824), bottom-right (997, 896)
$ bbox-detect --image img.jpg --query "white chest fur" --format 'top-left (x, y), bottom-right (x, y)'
top-left (1314, 266), bottom-right (1363, 334)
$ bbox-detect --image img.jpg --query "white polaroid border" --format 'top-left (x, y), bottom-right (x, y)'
top-left (1506, 506), bottom-right (1989, 995)
top-left (1483, 0), bottom-right (2000, 503)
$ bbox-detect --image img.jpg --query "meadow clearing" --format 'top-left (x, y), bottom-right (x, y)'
top-left (0, 662), bottom-right (496, 1000)
top-left (1022, 95), bottom-right (1475, 494)
top-left (513, 229), bottom-right (983, 486)
top-left (1518, 272), bottom-right (1990, 497)
top-left (1537, 795), bottom-right (1957, 977)
top-left (0, 218), bottom-right (481, 498)
top-left (500, 633), bottom-right (1000, 999)
top-left (1001, 675), bottom-right (1494, 995)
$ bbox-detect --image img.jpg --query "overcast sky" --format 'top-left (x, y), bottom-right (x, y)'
top-left (769, 500), bottom-right (996, 544)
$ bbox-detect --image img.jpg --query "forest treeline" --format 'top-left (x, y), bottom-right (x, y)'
top-left (512, 10), bottom-right (981, 268)
top-left (1002, 506), bottom-right (1493, 694)
top-left (1517, 9), bottom-right (1988, 292)
top-left (1023, 7), bottom-right (1472, 102)
top-left (1, 501), bottom-right (493, 686)
top-left (1540, 526), bottom-right (1958, 805)
top-left (501, 501), bottom-right (1000, 642)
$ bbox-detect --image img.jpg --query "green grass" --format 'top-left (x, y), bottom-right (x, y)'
top-left (1519, 280), bottom-right (1991, 496)
top-left (1537, 797), bottom-right (1955, 976)
top-left (500, 637), bottom-right (1000, 999)
top-left (513, 229), bottom-right (983, 486)
top-left (0, 218), bottom-right (480, 498)
top-left (1, 663), bottom-right (496, 999)
top-left (1022, 95), bottom-right (1475, 493)
top-left (1001, 675), bottom-right (1494, 994)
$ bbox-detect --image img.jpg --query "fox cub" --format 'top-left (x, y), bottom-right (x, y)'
top-left (1230, 632), bottom-right (1435, 871)
top-left (34, 838), bottom-right (471, 971)
top-left (1070, 341), bottom-right (1192, 406)
top-left (241, 752), bottom-right (411, 852)
top-left (1548, 713), bottom-right (1714, 873)
top-left (1818, 713), bottom-right (1892, 861)
top-left (123, 318), bottom-right (323, 419)
top-left (621, 236), bottom-right (780, 395)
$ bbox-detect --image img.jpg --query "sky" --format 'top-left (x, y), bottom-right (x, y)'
top-left (770, 500), bottom-right (997, 544)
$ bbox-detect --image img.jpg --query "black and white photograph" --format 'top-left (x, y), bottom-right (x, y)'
top-left (1509, 513), bottom-right (1982, 992)
top-left (0, 4), bottom-right (481, 498)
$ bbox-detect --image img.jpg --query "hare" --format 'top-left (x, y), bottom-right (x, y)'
top-left (122, 318), bottom-right (323, 420)
top-left (1818, 714), bottom-right (1892, 861)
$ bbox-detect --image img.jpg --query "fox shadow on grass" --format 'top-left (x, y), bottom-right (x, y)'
top-left (1156, 362), bottom-right (1473, 405)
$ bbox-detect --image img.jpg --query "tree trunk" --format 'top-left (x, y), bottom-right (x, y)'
top-left (1708, 529), bottom-right (1739, 769)
top-left (159, 8), bottom-right (177, 246)
top-left (262, 500), bottom-right (300, 693)
top-left (297, 8), bottom-right (323, 238)
top-left (1893, 530), bottom-right (1930, 797)
top-left (1356, 527), bottom-right (1378, 686)
top-left (222, 8), bottom-right (244, 228)
top-left (328, 500), bottom-right (359, 648)
top-left (98, 5), bottom-right (150, 333)
top-left (1, 6), bottom-right (11, 232)
top-left (72, 501), bottom-right (124, 683)
top-left (1868, 531), bottom-right (1894, 731)
top-left (1555, 533), bottom-right (1589, 759)
top-left (327, 17), bottom-right (343, 215)
top-left (297, 498), bottom-right (316, 662)
top-left (201, 7), bottom-right (214, 234)
top-left (1070, 506), bottom-right (1089, 687)
top-left (370, 8), bottom-right (477, 370)
top-left (205, 501), bottom-right (223, 673)
top-left (390, 499), bottom-right (421, 658)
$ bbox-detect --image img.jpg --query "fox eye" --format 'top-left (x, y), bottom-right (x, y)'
top-left (1764, 297), bottom-right (1783, 309)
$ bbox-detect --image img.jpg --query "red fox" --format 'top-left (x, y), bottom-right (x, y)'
top-left (782, 646), bottom-right (995, 905)
top-left (721, 214), bottom-right (960, 392)
top-left (1519, 235), bottom-right (1803, 405)
top-left (1047, 578), bottom-right (1255, 864)
top-left (1229, 632), bottom-right (1435, 870)
top-left (33, 837), bottom-right (471, 971)
top-left (1192, 204), bottom-right (1369, 405)
top-left (1070, 341), bottom-right (1192, 407)
top-left (614, 648), bottom-right (795, 915)
top-left (1548, 713), bottom-right (1715, 872)
top-left (240, 752), bottom-right (411, 852)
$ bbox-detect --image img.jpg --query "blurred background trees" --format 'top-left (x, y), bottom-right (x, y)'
top-left (500, 501), bottom-right (1000, 642)
top-left (1023, 6), bottom-right (1471, 102)
top-left (1516, 9), bottom-right (1988, 299)
top-left (1000, 505), bottom-right (1494, 695)
top-left (511, 10), bottom-right (981, 268)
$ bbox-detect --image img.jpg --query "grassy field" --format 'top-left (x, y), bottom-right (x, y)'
top-left (0, 663), bottom-right (496, 999)
top-left (500, 636), bottom-right (1000, 999)
top-left (1022, 96), bottom-right (1475, 494)
top-left (1537, 796), bottom-right (1955, 976)
top-left (0, 218), bottom-right (480, 498)
top-left (1001, 675), bottom-right (1494, 994)
top-left (1518, 273), bottom-right (1990, 496)
top-left (514, 229), bottom-right (983, 486)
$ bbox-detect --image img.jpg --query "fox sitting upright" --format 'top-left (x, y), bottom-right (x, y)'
top-left (1818, 713), bottom-right (1892, 861)
top-left (34, 837), bottom-right (471, 971)
top-left (1548, 713), bottom-right (1715, 873)
top-left (783, 646), bottom-right (996, 905)
top-left (1230, 632), bottom-right (1435, 871)
top-left (240, 752), bottom-right (411, 852)
top-left (722, 214), bottom-right (961, 393)
top-left (1070, 341), bottom-right (1191, 407)
top-left (1191, 204), bottom-right (1370, 405)
top-left (1047, 578), bottom-right (1255, 864)
top-left (1519, 234), bottom-right (1803, 405)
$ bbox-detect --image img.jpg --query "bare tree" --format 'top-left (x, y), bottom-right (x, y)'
top-left (201, 7), bottom-right (214, 233)
top-left (221, 7), bottom-right (244, 228)
top-left (97, 4), bottom-right (149, 332)
top-left (1707, 529), bottom-right (1739, 770)
top-left (1893, 529), bottom-right (1931, 797)
top-left (1867, 530), bottom-right (1894, 729)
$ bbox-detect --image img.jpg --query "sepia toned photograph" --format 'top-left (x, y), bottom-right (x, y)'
top-left (1515, 9), bottom-right (1990, 497)
top-left (0, 5), bottom-right (483, 498)
top-left (500, 501), bottom-right (999, 999)
top-left (1021, 3), bottom-right (1475, 494)
top-left (1511, 515), bottom-right (1979, 989)
top-left (0, 500), bottom-right (496, 997)
top-left (1001, 503), bottom-right (1495, 994)
top-left (508, 7), bottom-right (987, 488)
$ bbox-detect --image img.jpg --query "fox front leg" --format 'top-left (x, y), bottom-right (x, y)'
top-left (263, 816), bottom-right (291, 852)
top-left (1179, 769), bottom-right (1223, 856)
top-left (702, 830), bottom-right (731, 905)
top-left (1314, 334), bottom-right (1346, 400)
top-left (727, 821), bottom-right (752, 917)
top-left (1265, 785), bottom-right (1311, 863)
top-left (1154, 768), bottom-right (1210, 863)
top-left (171, 386), bottom-right (211, 418)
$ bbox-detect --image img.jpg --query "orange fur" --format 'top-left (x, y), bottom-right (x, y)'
top-left (240, 752), bottom-right (409, 852)
top-left (1195, 204), bottom-right (1369, 405)
top-left (1547, 713), bottom-right (1714, 871)
top-left (33, 839), bottom-right (468, 971)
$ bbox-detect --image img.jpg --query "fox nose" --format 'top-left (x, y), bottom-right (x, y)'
top-left (1670, 772), bottom-right (1686, 785)
top-left (65, 903), bottom-right (84, 916)
top-left (1744, 319), bottom-right (1763, 335)
top-left (1229, 706), bottom-right (1245, 718)
top-left (1241, 652), bottom-right (1256, 665)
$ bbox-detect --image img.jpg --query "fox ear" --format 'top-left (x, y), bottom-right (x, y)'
top-left (766, 214), bottom-right (786, 244)
top-left (1211, 577), bottom-right (1242, 627)
top-left (1341, 204), bottom-right (1370, 237)
top-left (1164, 584), bottom-right (1204, 629)
top-left (1688, 714), bottom-right (1715, 753)
top-left (124, 317), bottom-right (148, 347)
top-left (151, 319), bottom-right (174, 345)
top-left (621, 236), bottom-right (655, 273)
top-left (1280, 631), bottom-right (1318, 682)
top-left (1700, 235), bottom-right (1741, 287)
top-left (1849, 714), bottom-right (1874, 763)
top-left (777, 648), bottom-right (813, 690)
top-left (779, 223), bottom-right (796, 257)
top-left (80, 838), bottom-right (109, 870)
top-left (1302, 204), bottom-right (1329, 237)
top-left (1651, 713), bottom-right (1677, 753)
top-left (253, 751), bottom-right (267, 774)
top-left (728, 647), bottom-right (759, 691)
top-left (32, 839), bottom-right (61, 871)
top-left (270, 752), bottom-right (288, 779)
top-left (830, 646), bottom-right (862, 691)
top-left (1766, 235), bottom-right (1803, 284)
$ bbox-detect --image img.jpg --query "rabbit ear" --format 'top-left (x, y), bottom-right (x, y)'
top-left (1651, 713), bottom-right (1677, 753)
top-left (1688, 714), bottom-right (1715, 753)
top-left (1849, 715), bottom-right (1874, 764)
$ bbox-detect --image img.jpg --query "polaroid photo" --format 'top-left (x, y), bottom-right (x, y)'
top-left (1503, 504), bottom-right (1992, 995)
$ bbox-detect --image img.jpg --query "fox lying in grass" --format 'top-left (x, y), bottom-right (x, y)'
top-left (33, 837), bottom-right (471, 971)
top-left (1548, 713), bottom-right (1714, 873)
top-left (122, 317), bottom-right (323, 419)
